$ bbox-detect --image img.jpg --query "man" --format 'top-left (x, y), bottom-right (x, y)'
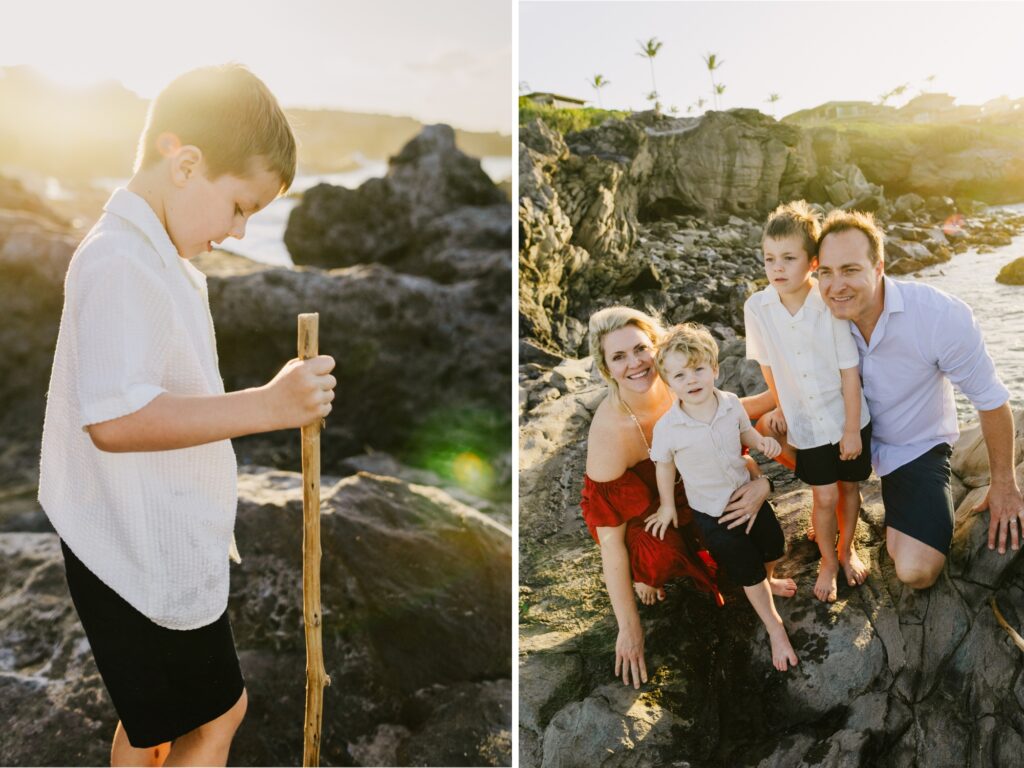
top-left (815, 210), bottom-right (1023, 589)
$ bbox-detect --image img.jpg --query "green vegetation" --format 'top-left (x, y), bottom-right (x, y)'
top-left (518, 96), bottom-right (628, 134)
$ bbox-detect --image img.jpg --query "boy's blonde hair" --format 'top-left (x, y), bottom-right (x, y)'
top-left (654, 323), bottom-right (719, 380)
top-left (763, 199), bottom-right (821, 259)
top-left (135, 64), bottom-right (297, 194)
top-left (819, 209), bottom-right (886, 265)
top-left (588, 306), bottom-right (665, 406)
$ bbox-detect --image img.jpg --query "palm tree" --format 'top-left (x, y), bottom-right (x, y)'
top-left (766, 93), bottom-right (781, 117)
top-left (703, 52), bottom-right (724, 109)
top-left (715, 83), bottom-right (727, 109)
top-left (637, 38), bottom-right (663, 100)
top-left (589, 74), bottom-right (610, 109)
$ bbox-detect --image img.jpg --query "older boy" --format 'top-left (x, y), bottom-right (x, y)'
top-left (816, 210), bottom-right (1022, 589)
top-left (645, 324), bottom-right (799, 672)
top-left (39, 65), bottom-right (336, 767)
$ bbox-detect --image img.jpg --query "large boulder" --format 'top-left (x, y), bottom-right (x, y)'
top-left (996, 256), bottom-right (1024, 285)
top-left (0, 468), bottom-right (512, 767)
top-left (286, 125), bottom-right (508, 283)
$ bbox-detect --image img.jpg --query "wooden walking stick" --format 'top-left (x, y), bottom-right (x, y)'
top-left (298, 313), bottom-right (330, 766)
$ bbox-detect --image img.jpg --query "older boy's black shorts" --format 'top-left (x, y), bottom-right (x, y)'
top-left (880, 442), bottom-right (955, 555)
top-left (795, 422), bottom-right (873, 486)
top-left (60, 539), bottom-right (245, 748)
top-left (693, 501), bottom-right (785, 587)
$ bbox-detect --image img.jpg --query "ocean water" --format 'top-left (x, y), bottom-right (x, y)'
top-left (221, 155), bottom-right (511, 267)
top-left (915, 205), bottom-right (1024, 420)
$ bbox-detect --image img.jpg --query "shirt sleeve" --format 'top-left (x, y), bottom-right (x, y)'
top-left (649, 416), bottom-right (674, 463)
top-left (70, 248), bottom-right (173, 428)
top-left (831, 314), bottom-right (860, 369)
top-left (931, 294), bottom-right (1009, 411)
top-left (744, 295), bottom-right (771, 365)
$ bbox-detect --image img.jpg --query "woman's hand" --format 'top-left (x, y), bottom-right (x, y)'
top-left (720, 475), bottom-right (770, 533)
top-left (643, 505), bottom-right (678, 540)
top-left (766, 407), bottom-right (787, 435)
top-left (615, 623), bottom-right (648, 689)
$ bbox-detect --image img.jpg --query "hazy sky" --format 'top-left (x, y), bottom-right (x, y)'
top-left (520, 1), bottom-right (1024, 116)
top-left (1, 0), bottom-right (511, 133)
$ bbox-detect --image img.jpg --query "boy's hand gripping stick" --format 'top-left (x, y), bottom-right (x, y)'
top-left (298, 313), bottom-right (330, 766)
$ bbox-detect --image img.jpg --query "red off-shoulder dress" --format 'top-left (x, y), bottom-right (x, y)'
top-left (581, 458), bottom-right (724, 606)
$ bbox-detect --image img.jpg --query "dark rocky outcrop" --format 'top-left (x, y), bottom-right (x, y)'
top-left (0, 469), bottom-right (512, 767)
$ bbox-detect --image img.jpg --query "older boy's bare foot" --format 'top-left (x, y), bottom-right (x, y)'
top-left (814, 561), bottom-right (839, 602)
top-left (769, 577), bottom-right (797, 598)
top-left (839, 549), bottom-right (869, 587)
top-left (768, 625), bottom-right (799, 672)
top-left (634, 582), bottom-right (665, 606)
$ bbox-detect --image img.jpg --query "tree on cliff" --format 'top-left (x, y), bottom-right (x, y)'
top-left (589, 74), bottom-right (610, 109)
top-left (704, 52), bottom-right (724, 109)
top-left (637, 37), bottom-right (663, 107)
top-left (766, 93), bottom-right (781, 117)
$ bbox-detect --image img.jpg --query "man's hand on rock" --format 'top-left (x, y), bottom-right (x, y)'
top-left (977, 479), bottom-right (1024, 554)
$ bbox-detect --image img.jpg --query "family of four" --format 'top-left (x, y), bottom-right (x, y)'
top-left (582, 201), bottom-right (1023, 686)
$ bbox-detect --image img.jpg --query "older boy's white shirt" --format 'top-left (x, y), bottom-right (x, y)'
top-left (744, 282), bottom-right (870, 450)
top-left (38, 188), bottom-right (238, 631)
top-left (650, 389), bottom-right (751, 518)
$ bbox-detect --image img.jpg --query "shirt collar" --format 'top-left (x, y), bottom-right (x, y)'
top-left (667, 389), bottom-right (730, 427)
top-left (760, 281), bottom-right (825, 315)
top-left (881, 274), bottom-right (905, 316)
top-left (103, 188), bottom-right (181, 269)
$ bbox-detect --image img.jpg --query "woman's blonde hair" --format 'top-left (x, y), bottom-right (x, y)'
top-left (588, 306), bottom-right (665, 406)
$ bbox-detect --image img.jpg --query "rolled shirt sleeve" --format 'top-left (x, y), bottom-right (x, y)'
top-left (744, 296), bottom-right (770, 365)
top-left (931, 295), bottom-right (1009, 412)
top-left (832, 315), bottom-right (860, 370)
top-left (71, 250), bottom-right (172, 427)
top-left (649, 417), bottom-right (674, 463)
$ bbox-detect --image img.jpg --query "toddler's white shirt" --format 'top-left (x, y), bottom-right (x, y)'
top-left (744, 282), bottom-right (870, 450)
top-left (39, 188), bottom-right (238, 630)
top-left (650, 390), bottom-right (752, 518)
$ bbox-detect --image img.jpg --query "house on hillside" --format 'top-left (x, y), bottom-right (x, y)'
top-left (783, 100), bottom-right (889, 124)
top-left (899, 93), bottom-right (956, 123)
top-left (523, 92), bottom-right (588, 109)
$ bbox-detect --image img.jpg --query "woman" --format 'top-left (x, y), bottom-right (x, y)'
top-left (581, 307), bottom-right (795, 689)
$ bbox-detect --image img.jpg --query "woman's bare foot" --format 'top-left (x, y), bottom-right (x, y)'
top-left (814, 560), bottom-right (839, 602)
top-left (768, 625), bottom-right (799, 671)
top-left (769, 576), bottom-right (797, 598)
top-left (807, 518), bottom-right (816, 542)
top-left (634, 582), bottom-right (665, 606)
top-left (839, 548), bottom-right (869, 586)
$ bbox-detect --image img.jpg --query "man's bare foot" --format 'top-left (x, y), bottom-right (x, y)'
top-left (634, 582), bottom-right (665, 606)
top-left (769, 576), bottom-right (797, 598)
top-left (768, 625), bottom-right (799, 672)
top-left (814, 560), bottom-right (839, 603)
top-left (839, 548), bottom-right (869, 586)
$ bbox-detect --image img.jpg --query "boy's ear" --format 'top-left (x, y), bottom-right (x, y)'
top-left (169, 141), bottom-right (204, 187)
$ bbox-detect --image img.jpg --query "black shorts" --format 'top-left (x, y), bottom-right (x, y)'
top-left (795, 421), bottom-right (873, 486)
top-left (880, 443), bottom-right (955, 555)
top-left (60, 539), bottom-right (245, 748)
top-left (693, 501), bottom-right (786, 587)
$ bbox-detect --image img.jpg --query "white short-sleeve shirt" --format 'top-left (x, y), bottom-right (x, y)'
top-left (650, 389), bottom-right (751, 518)
top-left (744, 282), bottom-right (870, 450)
top-left (38, 188), bottom-right (238, 630)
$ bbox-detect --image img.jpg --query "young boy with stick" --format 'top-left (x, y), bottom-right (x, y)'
top-left (38, 65), bottom-right (336, 767)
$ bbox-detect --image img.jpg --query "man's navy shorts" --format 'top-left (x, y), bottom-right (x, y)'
top-left (880, 442), bottom-right (955, 555)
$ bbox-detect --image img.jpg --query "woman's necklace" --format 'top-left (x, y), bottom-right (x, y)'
top-left (621, 400), bottom-right (651, 452)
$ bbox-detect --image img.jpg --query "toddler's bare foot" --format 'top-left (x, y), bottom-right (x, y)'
top-left (634, 582), bottom-right (665, 606)
top-left (814, 560), bottom-right (839, 603)
top-left (768, 625), bottom-right (799, 672)
top-left (769, 576), bottom-right (797, 598)
top-left (839, 548), bottom-right (869, 587)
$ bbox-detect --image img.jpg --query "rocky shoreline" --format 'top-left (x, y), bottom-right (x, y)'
top-left (0, 126), bottom-right (512, 766)
top-left (519, 110), bottom-right (1024, 767)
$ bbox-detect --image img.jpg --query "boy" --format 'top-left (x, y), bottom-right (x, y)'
top-left (744, 200), bottom-right (872, 603)
top-left (38, 65), bottom-right (336, 767)
top-left (645, 323), bottom-right (798, 673)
